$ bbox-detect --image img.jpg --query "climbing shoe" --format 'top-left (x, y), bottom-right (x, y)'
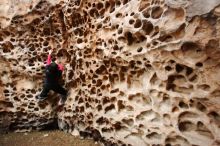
top-left (36, 95), bottom-right (47, 101)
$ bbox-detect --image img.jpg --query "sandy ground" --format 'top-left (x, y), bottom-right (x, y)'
top-left (0, 130), bottom-right (101, 146)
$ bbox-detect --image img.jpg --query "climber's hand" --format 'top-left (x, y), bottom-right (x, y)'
top-left (48, 49), bottom-right (53, 55)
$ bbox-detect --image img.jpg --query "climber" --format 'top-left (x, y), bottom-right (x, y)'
top-left (36, 47), bottom-right (68, 105)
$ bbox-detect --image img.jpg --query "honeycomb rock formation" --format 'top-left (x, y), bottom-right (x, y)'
top-left (1, 0), bottom-right (220, 145)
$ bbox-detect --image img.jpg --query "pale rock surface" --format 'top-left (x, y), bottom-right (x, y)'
top-left (0, 0), bottom-right (220, 146)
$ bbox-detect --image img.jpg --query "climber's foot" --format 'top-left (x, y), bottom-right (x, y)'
top-left (58, 91), bottom-right (69, 106)
top-left (58, 95), bottom-right (67, 106)
top-left (36, 95), bottom-right (47, 101)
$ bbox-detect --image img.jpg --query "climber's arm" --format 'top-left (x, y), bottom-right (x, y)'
top-left (58, 64), bottom-right (64, 71)
top-left (46, 54), bottom-right (51, 65)
top-left (46, 47), bottom-right (53, 65)
top-left (46, 39), bottom-right (55, 65)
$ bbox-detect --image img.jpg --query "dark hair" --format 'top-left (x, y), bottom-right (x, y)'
top-left (52, 57), bottom-right (57, 62)
top-left (48, 62), bottom-right (58, 73)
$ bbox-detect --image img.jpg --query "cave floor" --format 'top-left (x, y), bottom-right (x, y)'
top-left (0, 130), bottom-right (100, 146)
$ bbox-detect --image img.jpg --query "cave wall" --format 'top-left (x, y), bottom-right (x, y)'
top-left (0, 0), bottom-right (220, 145)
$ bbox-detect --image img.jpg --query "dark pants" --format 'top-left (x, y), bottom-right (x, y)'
top-left (40, 83), bottom-right (67, 99)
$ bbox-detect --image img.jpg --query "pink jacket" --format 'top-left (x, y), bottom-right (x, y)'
top-left (46, 54), bottom-right (64, 71)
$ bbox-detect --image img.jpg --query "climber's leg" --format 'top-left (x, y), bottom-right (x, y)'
top-left (37, 84), bottom-right (50, 101)
top-left (52, 84), bottom-right (68, 105)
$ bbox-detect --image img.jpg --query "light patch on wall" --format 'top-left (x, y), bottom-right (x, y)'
top-left (16, 78), bottom-right (35, 91)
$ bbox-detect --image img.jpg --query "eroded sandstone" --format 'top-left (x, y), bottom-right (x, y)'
top-left (0, 0), bottom-right (220, 145)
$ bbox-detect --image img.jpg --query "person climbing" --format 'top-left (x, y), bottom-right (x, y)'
top-left (36, 47), bottom-right (68, 105)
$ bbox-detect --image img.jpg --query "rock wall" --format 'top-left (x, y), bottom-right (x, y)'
top-left (0, 0), bottom-right (220, 145)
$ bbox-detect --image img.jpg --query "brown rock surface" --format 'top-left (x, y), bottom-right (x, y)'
top-left (0, 0), bottom-right (220, 145)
